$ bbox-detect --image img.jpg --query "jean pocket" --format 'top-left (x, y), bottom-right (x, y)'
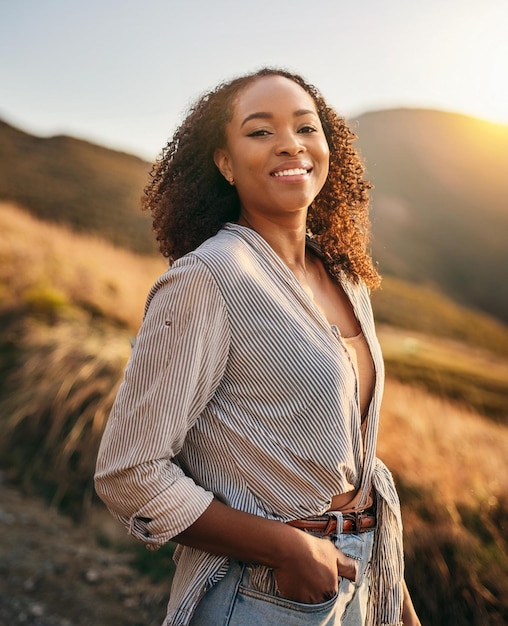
top-left (228, 586), bottom-right (339, 625)
top-left (336, 530), bottom-right (374, 588)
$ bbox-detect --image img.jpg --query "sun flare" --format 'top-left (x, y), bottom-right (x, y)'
top-left (431, 2), bottom-right (508, 125)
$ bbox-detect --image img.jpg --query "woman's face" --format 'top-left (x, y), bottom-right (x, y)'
top-left (214, 75), bottom-right (330, 222)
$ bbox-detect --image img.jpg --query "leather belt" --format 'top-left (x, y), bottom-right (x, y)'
top-left (287, 506), bottom-right (376, 536)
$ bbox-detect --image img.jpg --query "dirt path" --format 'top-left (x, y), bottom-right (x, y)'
top-left (0, 483), bottom-right (170, 626)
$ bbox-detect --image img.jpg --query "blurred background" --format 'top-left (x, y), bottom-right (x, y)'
top-left (0, 1), bottom-right (507, 624)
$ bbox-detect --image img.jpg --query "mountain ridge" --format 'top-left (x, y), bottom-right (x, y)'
top-left (1, 108), bottom-right (507, 321)
top-left (0, 119), bottom-right (155, 254)
top-left (354, 108), bottom-right (508, 320)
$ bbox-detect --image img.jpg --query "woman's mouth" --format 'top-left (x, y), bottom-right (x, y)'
top-left (272, 168), bottom-right (310, 177)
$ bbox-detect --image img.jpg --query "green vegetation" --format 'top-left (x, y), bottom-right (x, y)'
top-left (384, 352), bottom-right (508, 422)
top-left (378, 326), bottom-right (508, 422)
top-left (22, 284), bottom-right (70, 318)
top-left (96, 529), bottom-right (177, 583)
top-left (129, 542), bottom-right (177, 583)
top-left (372, 276), bottom-right (508, 420)
top-left (372, 276), bottom-right (508, 356)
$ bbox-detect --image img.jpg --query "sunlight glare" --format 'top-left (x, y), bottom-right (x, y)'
top-left (430, 2), bottom-right (508, 124)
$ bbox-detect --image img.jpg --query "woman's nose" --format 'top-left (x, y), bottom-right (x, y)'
top-left (275, 131), bottom-right (305, 156)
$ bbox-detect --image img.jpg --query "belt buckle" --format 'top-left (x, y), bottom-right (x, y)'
top-left (323, 516), bottom-right (336, 536)
top-left (354, 508), bottom-right (364, 532)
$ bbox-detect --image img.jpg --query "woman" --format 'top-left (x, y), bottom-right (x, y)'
top-left (95, 68), bottom-right (421, 626)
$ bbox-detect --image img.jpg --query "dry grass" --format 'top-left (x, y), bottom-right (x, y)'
top-left (0, 202), bottom-right (165, 331)
top-left (1, 202), bottom-right (507, 623)
top-left (0, 316), bottom-right (130, 514)
top-left (378, 325), bottom-right (508, 421)
top-left (378, 379), bottom-right (508, 625)
top-left (379, 379), bottom-right (508, 508)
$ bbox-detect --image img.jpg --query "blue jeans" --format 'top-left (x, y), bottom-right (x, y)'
top-left (189, 517), bottom-right (375, 626)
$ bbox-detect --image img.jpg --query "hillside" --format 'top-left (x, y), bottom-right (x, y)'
top-left (0, 484), bottom-right (171, 626)
top-left (1, 110), bottom-right (507, 321)
top-left (0, 119), bottom-right (155, 254)
top-left (355, 109), bottom-right (508, 321)
top-left (0, 202), bottom-right (507, 625)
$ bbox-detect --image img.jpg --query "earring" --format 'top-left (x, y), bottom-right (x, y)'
top-left (229, 178), bottom-right (235, 186)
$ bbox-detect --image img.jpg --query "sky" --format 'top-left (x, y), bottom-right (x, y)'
top-left (1, 0), bottom-right (507, 161)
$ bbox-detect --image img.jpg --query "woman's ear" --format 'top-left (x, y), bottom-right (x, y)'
top-left (214, 148), bottom-right (234, 185)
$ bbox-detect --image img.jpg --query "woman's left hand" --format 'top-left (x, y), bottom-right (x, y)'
top-left (402, 579), bottom-right (422, 625)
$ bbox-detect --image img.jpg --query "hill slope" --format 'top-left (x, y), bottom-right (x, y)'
top-left (355, 109), bottom-right (508, 321)
top-left (1, 110), bottom-right (507, 321)
top-left (0, 202), bottom-right (507, 625)
top-left (0, 119), bottom-right (155, 253)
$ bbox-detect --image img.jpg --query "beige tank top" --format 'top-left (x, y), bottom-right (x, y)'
top-left (343, 331), bottom-right (375, 419)
top-left (329, 331), bottom-right (376, 513)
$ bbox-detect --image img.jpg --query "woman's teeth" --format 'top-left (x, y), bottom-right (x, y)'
top-left (272, 168), bottom-right (308, 177)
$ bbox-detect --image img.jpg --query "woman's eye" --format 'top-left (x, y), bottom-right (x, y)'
top-left (247, 129), bottom-right (271, 137)
top-left (298, 125), bottom-right (317, 134)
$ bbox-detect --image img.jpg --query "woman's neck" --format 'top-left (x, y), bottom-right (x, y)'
top-left (237, 211), bottom-right (309, 274)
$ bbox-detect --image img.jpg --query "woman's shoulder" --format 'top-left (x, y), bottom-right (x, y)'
top-left (195, 223), bottom-right (249, 252)
top-left (144, 227), bottom-right (249, 306)
top-left (145, 252), bottom-right (227, 314)
top-left (189, 224), bottom-right (259, 271)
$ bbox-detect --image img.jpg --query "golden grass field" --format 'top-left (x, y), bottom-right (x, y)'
top-left (1, 201), bottom-right (507, 624)
top-left (0, 201), bottom-right (165, 329)
top-left (379, 378), bottom-right (508, 507)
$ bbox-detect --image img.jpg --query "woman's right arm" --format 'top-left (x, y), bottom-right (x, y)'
top-left (95, 257), bottom-right (230, 544)
top-left (175, 498), bottom-right (358, 604)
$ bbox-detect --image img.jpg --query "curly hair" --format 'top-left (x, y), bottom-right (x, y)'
top-left (143, 68), bottom-right (380, 289)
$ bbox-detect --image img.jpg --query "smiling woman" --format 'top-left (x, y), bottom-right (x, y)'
top-left (95, 68), bottom-right (421, 626)
top-left (213, 76), bottom-right (330, 230)
top-left (143, 69), bottom-right (379, 291)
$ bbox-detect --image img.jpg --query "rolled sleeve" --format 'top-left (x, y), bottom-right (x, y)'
top-left (95, 254), bottom-right (230, 545)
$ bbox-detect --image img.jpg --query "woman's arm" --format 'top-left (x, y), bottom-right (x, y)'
top-left (95, 258), bottom-right (230, 543)
top-left (175, 498), bottom-right (358, 604)
top-left (402, 579), bottom-right (422, 625)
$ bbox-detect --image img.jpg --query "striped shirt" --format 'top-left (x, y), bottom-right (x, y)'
top-left (95, 223), bottom-right (404, 626)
